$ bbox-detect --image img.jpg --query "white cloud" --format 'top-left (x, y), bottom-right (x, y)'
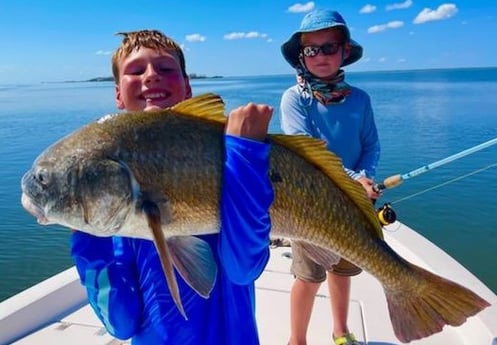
top-left (379, 57), bottom-right (387, 62)
top-left (360, 4), bottom-right (377, 14)
top-left (185, 34), bottom-right (206, 42)
top-left (413, 3), bottom-right (458, 24)
top-left (95, 50), bottom-right (111, 55)
top-left (224, 32), bottom-right (245, 40)
top-left (224, 32), bottom-right (268, 40)
top-left (287, 1), bottom-right (315, 13)
top-left (246, 31), bottom-right (267, 39)
top-left (368, 21), bottom-right (404, 33)
top-left (386, 0), bottom-right (413, 11)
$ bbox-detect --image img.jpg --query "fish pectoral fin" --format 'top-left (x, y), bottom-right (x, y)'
top-left (294, 240), bottom-right (341, 271)
top-left (139, 191), bottom-right (173, 225)
top-left (142, 200), bottom-right (187, 319)
top-left (167, 236), bottom-right (217, 298)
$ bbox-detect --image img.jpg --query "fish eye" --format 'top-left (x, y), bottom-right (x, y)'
top-left (35, 168), bottom-right (49, 186)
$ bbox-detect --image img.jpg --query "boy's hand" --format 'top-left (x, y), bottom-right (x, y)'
top-left (226, 103), bottom-right (273, 142)
top-left (357, 176), bottom-right (381, 201)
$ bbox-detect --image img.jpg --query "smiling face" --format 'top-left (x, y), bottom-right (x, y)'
top-left (301, 27), bottom-right (351, 79)
top-left (115, 47), bottom-right (192, 112)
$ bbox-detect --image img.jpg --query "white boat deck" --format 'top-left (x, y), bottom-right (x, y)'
top-left (1, 222), bottom-right (496, 345)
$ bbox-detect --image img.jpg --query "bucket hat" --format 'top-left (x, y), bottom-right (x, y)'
top-left (281, 9), bottom-right (363, 68)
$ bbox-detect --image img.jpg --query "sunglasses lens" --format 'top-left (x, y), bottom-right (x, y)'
top-left (302, 46), bottom-right (319, 57)
top-left (321, 43), bottom-right (340, 55)
top-left (302, 43), bottom-right (342, 57)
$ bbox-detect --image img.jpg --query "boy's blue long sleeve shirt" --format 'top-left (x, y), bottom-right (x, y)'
top-left (71, 134), bottom-right (273, 345)
top-left (280, 85), bottom-right (380, 178)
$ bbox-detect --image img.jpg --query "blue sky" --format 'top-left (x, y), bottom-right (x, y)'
top-left (1, 1), bottom-right (496, 84)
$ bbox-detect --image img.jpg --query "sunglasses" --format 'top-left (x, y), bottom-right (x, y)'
top-left (301, 42), bottom-right (344, 58)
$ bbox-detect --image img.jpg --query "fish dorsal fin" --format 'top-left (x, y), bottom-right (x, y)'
top-left (270, 134), bottom-right (383, 239)
top-left (170, 93), bottom-right (227, 126)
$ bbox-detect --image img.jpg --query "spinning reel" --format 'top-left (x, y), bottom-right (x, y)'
top-left (377, 203), bottom-right (397, 226)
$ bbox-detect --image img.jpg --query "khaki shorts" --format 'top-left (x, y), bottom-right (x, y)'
top-left (290, 240), bottom-right (362, 283)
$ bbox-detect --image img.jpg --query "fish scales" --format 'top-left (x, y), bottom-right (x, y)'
top-left (70, 106), bottom-right (224, 238)
top-left (269, 135), bottom-right (386, 268)
top-left (21, 93), bottom-right (490, 343)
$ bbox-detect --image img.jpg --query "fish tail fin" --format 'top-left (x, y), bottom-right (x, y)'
top-left (385, 263), bottom-right (490, 343)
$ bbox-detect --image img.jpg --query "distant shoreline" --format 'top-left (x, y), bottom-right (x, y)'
top-left (59, 73), bottom-right (223, 84)
top-left (29, 66), bottom-right (497, 85)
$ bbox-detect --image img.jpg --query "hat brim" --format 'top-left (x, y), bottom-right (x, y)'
top-left (281, 33), bottom-right (363, 68)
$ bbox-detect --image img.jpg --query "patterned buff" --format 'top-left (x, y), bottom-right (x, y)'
top-left (297, 66), bottom-right (351, 105)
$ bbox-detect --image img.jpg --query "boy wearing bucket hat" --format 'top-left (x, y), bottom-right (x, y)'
top-left (280, 9), bottom-right (381, 345)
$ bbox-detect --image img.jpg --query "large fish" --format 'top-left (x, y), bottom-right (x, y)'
top-left (21, 93), bottom-right (489, 343)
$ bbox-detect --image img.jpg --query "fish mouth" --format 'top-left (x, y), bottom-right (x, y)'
top-left (21, 193), bottom-right (49, 225)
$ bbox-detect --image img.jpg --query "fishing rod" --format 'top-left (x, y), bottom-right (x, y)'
top-left (374, 136), bottom-right (497, 191)
top-left (374, 136), bottom-right (497, 225)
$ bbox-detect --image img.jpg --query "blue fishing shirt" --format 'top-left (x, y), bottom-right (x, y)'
top-left (280, 85), bottom-right (380, 178)
top-left (71, 134), bottom-right (273, 345)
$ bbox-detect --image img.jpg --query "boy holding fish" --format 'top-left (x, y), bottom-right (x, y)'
top-left (280, 9), bottom-right (381, 345)
top-left (70, 29), bottom-right (274, 344)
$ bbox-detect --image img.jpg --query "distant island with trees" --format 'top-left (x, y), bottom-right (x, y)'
top-left (85, 73), bottom-right (222, 82)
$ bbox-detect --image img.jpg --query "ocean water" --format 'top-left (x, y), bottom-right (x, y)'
top-left (1, 67), bottom-right (496, 302)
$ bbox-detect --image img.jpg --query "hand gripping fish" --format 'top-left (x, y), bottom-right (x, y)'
top-left (20, 93), bottom-right (489, 343)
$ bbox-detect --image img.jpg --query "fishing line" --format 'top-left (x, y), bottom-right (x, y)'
top-left (377, 162), bottom-right (497, 228)
top-left (374, 136), bottom-right (497, 191)
top-left (390, 162), bottom-right (497, 204)
top-left (373, 135), bottom-right (497, 226)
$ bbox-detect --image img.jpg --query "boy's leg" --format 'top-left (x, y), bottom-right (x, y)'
top-left (289, 278), bottom-right (321, 345)
top-left (288, 241), bottom-right (327, 345)
top-left (328, 259), bottom-right (362, 344)
top-left (328, 273), bottom-right (351, 337)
